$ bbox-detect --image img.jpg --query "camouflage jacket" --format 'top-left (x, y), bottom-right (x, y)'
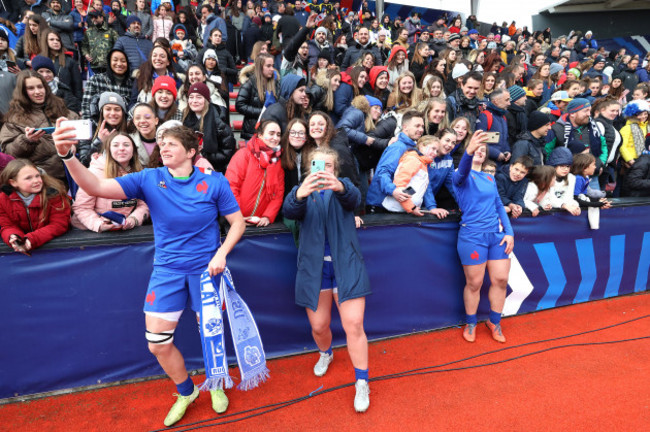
top-left (81, 23), bottom-right (119, 69)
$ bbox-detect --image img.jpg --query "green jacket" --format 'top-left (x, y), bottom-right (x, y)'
top-left (81, 23), bottom-right (119, 69)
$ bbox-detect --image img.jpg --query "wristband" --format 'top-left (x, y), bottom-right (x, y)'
top-left (58, 149), bottom-right (74, 160)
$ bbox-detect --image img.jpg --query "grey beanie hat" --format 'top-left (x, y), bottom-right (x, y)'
top-left (315, 27), bottom-right (328, 36)
top-left (98, 92), bottom-right (127, 113)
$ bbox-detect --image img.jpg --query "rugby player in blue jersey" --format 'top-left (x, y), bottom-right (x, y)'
top-left (452, 130), bottom-right (515, 344)
top-left (53, 119), bottom-right (246, 426)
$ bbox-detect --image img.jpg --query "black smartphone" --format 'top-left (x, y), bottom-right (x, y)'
top-left (99, 211), bottom-right (126, 225)
top-left (6, 60), bottom-right (17, 69)
top-left (404, 186), bottom-right (416, 195)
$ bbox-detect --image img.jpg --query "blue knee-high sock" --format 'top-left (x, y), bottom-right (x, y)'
top-left (354, 368), bottom-right (369, 382)
top-left (320, 346), bottom-right (333, 356)
top-left (489, 310), bottom-right (502, 325)
top-left (466, 314), bottom-right (478, 325)
top-left (176, 376), bottom-right (194, 396)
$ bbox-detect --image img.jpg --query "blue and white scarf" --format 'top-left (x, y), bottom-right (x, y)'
top-left (199, 267), bottom-right (269, 391)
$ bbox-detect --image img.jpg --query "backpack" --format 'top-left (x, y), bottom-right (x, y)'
top-left (482, 110), bottom-right (505, 130)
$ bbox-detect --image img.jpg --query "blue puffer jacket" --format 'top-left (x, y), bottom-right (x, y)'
top-left (426, 154), bottom-right (456, 209)
top-left (336, 106), bottom-right (368, 147)
top-left (495, 165), bottom-right (528, 207)
top-left (476, 104), bottom-right (510, 163)
top-left (113, 32), bottom-right (154, 70)
top-left (332, 82), bottom-right (354, 124)
top-left (282, 178), bottom-right (371, 311)
top-left (366, 132), bottom-right (417, 206)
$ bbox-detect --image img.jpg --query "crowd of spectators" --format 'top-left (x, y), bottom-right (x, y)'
top-left (1, 0), bottom-right (650, 253)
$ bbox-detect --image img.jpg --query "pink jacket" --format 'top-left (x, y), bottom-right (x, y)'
top-left (71, 157), bottom-right (149, 232)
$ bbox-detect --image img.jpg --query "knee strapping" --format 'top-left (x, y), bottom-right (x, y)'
top-left (146, 329), bottom-right (176, 345)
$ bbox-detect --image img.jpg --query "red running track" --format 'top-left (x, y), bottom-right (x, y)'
top-left (1, 292), bottom-right (648, 431)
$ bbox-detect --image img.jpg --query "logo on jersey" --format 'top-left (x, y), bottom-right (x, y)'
top-left (471, 251), bottom-right (479, 260)
top-left (146, 290), bottom-right (156, 305)
top-left (196, 180), bottom-right (208, 194)
top-left (487, 175), bottom-right (494, 182)
top-left (158, 180), bottom-right (167, 189)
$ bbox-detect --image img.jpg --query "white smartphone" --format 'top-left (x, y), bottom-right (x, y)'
top-left (60, 119), bottom-right (92, 141)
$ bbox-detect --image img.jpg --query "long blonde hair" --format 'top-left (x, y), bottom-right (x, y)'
top-left (254, 53), bottom-right (277, 103)
top-left (351, 95), bottom-right (376, 132)
top-left (387, 71), bottom-right (422, 110)
top-left (316, 69), bottom-right (340, 112)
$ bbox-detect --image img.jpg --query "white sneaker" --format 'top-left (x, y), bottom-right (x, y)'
top-left (313, 352), bottom-right (333, 377)
top-left (354, 379), bottom-right (370, 413)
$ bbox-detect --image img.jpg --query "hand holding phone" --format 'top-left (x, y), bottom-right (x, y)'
top-left (311, 159), bottom-right (326, 189)
top-left (485, 131), bottom-right (500, 144)
top-left (60, 119), bottom-right (92, 141)
top-left (34, 127), bottom-right (56, 134)
top-left (99, 211), bottom-right (126, 226)
top-left (403, 186), bottom-right (416, 195)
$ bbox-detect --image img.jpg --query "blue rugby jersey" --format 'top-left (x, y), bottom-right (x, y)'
top-left (452, 152), bottom-right (514, 236)
top-left (116, 167), bottom-right (240, 273)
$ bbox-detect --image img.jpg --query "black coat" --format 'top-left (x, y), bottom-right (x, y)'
top-left (330, 128), bottom-right (360, 187)
top-left (361, 115), bottom-right (397, 171)
top-left (623, 154), bottom-right (650, 197)
top-left (242, 25), bottom-right (263, 61)
top-left (200, 41), bottom-right (238, 84)
top-left (410, 59), bottom-right (427, 85)
top-left (505, 104), bottom-right (528, 146)
top-left (235, 75), bottom-right (266, 140)
top-left (53, 56), bottom-right (83, 100)
top-left (308, 83), bottom-right (330, 114)
top-left (55, 81), bottom-right (81, 114)
top-left (183, 103), bottom-right (236, 173)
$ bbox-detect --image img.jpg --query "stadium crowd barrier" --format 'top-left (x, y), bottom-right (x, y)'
top-left (2, 198), bottom-right (649, 399)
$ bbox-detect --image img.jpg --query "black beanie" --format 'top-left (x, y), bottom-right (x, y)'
top-left (528, 111), bottom-right (550, 132)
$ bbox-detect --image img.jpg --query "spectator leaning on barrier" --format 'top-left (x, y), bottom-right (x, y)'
top-left (366, 110), bottom-right (425, 211)
top-left (71, 132), bottom-right (149, 232)
top-left (546, 146), bottom-right (581, 215)
top-left (496, 155), bottom-right (532, 218)
top-left (0, 158), bottom-right (70, 253)
top-left (225, 120), bottom-right (284, 227)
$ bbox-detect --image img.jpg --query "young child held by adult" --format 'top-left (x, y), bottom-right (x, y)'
top-left (0, 159), bottom-right (70, 254)
top-left (572, 153), bottom-right (611, 208)
top-left (496, 156), bottom-right (532, 218)
top-left (282, 148), bottom-right (372, 413)
top-left (546, 147), bottom-right (582, 216)
top-left (170, 24), bottom-right (197, 72)
top-left (523, 165), bottom-right (557, 216)
top-left (382, 135), bottom-right (439, 215)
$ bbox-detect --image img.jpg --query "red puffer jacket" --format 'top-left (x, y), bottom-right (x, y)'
top-left (0, 187), bottom-right (71, 249)
top-left (225, 136), bottom-right (284, 223)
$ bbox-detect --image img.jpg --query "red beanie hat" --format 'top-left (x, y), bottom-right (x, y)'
top-left (151, 76), bottom-right (178, 100)
top-left (188, 82), bottom-right (211, 102)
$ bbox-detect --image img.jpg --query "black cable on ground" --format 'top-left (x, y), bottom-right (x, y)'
top-left (150, 314), bottom-right (650, 432)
